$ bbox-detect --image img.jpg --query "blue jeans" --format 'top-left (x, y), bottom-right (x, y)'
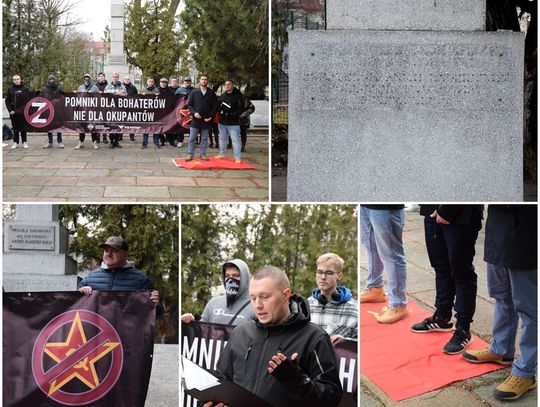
top-left (188, 127), bottom-right (209, 156)
top-left (47, 132), bottom-right (62, 144)
top-left (360, 207), bottom-right (408, 308)
top-left (218, 124), bottom-right (241, 158)
top-left (142, 134), bottom-right (159, 146)
top-left (424, 216), bottom-right (480, 330)
top-left (487, 264), bottom-right (537, 378)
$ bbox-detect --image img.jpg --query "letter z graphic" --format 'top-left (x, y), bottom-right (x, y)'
top-left (24, 97), bottom-right (55, 128)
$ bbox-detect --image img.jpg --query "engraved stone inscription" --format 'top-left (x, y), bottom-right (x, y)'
top-left (8, 225), bottom-right (55, 251)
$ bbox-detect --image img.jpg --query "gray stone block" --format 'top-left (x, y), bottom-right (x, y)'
top-left (327, 0), bottom-right (485, 31)
top-left (288, 30), bottom-right (524, 201)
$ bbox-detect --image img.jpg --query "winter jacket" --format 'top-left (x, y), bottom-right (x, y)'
top-left (218, 87), bottom-right (244, 125)
top-left (484, 205), bottom-right (537, 269)
top-left (188, 87), bottom-right (218, 129)
top-left (78, 262), bottom-right (154, 291)
top-left (124, 83), bottom-right (138, 96)
top-left (76, 82), bottom-right (99, 93)
top-left (104, 81), bottom-right (127, 95)
top-left (5, 84), bottom-right (30, 112)
top-left (420, 205), bottom-right (483, 226)
top-left (140, 84), bottom-right (159, 96)
top-left (240, 97), bottom-right (255, 127)
top-left (216, 294), bottom-right (343, 407)
top-left (159, 86), bottom-right (174, 96)
top-left (96, 80), bottom-right (108, 93)
top-left (200, 259), bottom-right (254, 325)
top-left (175, 86), bottom-right (195, 100)
top-left (308, 285), bottom-right (358, 339)
top-left (41, 83), bottom-right (63, 97)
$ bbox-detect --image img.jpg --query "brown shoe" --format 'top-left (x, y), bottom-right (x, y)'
top-left (360, 287), bottom-right (386, 303)
top-left (377, 305), bottom-right (410, 324)
top-left (463, 347), bottom-right (513, 365)
top-left (185, 155), bottom-right (193, 162)
top-left (494, 374), bottom-right (536, 400)
top-left (235, 158), bottom-right (242, 164)
top-left (215, 154), bottom-right (224, 159)
top-left (200, 156), bottom-right (209, 161)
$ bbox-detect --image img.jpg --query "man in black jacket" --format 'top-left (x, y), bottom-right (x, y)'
top-left (95, 72), bottom-right (108, 144)
top-left (5, 74), bottom-right (30, 149)
top-left (41, 75), bottom-right (64, 149)
top-left (463, 205), bottom-right (537, 401)
top-left (216, 80), bottom-right (244, 163)
top-left (186, 74), bottom-right (218, 161)
top-left (203, 266), bottom-right (342, 407)
top-left (411, 205), bottom-right (483, 355)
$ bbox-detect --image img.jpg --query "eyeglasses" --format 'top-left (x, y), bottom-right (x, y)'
top-left (316, 270), bottom-right (336, 277)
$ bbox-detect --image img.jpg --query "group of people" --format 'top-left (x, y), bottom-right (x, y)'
top-left (360, 204), bottom-right (537, 401)
top-left (181, 253), bottom-right (358, 406)
top-left (5, 73), bottom-right (256, 163)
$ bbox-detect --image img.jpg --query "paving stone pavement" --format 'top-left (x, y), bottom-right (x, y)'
top-left (2, 132), bottom-right (269, 202)
top-left (146, 344), bottom-right (179, 406)
top-left (360, 209), bottom-right (537, 407)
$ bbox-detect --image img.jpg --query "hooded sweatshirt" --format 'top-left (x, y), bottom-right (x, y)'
top-left (200, 259), bottom-right (254, 325)
top-left (307, 285), bottom-right (358, 339)
top-left (216, 294), bottom-right (343, 406)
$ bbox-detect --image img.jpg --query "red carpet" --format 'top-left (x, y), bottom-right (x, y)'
top-left (361, 298), bottom-right (505, 401)
top-left (173, 157), bottom-right (255, 170)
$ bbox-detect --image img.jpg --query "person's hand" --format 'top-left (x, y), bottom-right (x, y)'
top-left (203, 402), bottom-right (227, 407)
top-left (181, 313), bottom-right (195, 323)
top-left (430, 210), bottom-right (450, 225)
top-left (330, 334), bottom-right (344, 343)
top-left (150, 290), bottom-right (159, 303)
top-left (268, 352), bottom-right (298, 374)
top-left (194, 112), bottom-right (202, 119)
top-left (79, 286), bottom-right (92, 296)
top-left (204, 117), bottom-right (212, 122)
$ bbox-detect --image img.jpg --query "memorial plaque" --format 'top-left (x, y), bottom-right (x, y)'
top-left (7, 225), bottom-right (55, 251)
top-left (288, 30), bottom-right (524, 201)
top-left (107, 54), bottom-right (127, 65)
top-left (328, 0), bottom-right (485, 31)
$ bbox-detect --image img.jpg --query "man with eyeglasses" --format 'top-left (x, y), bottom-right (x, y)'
top-left (307, 253), bottom-right (357, 342)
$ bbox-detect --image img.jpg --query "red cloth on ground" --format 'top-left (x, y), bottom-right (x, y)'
top-left (173, 157), bottom-right (255, 170)
top-left (361, 298), bottom-right (504, 401)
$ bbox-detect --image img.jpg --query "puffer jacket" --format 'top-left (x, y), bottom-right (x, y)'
top-left (216, 294), bottom-right (343, 407)
top-left (78, 263), bottom-right (154, 291)
top-left (200, 259), bottom-right (254, 325)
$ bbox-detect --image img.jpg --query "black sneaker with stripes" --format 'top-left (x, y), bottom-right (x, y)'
top-left (443, 328), bottom-right (473, 354)
top-left (411, 313), bottom-right (453, 333)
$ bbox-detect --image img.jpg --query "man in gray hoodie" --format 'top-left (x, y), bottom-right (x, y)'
top-left (181, 259), bottom-right (254, 325)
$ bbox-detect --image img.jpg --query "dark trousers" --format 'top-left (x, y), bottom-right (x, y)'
top-left (240, 125), bottom-right (248, 148)
top-left (13, 129), bottom-right (27, 144)
top-left (424, 216), bottom-right (481, 330)
top-left (79, 133), bottom-right (99, 142)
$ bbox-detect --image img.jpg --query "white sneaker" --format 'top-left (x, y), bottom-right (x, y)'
top-left (43, 143), bottom-right (52, 149)
top-left (58, 143), bottom-right (64, 149)
top-left (177, 142), bottom-right (183, 148)
top-left (93, 141), bottom-right (99, 150)
top-left (23, 142), bottom-right (28, 149)
top-left (11, 143), bottom-right (17, 149)
top-left (74, 141), bottom-right (83, 150)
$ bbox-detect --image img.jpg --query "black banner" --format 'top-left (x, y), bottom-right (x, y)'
top-left (3, 291), bottom-right (156, 407)
top-left (13, 92), bottom-right (192, 134)
top-left (181, 322), bottom-right (357, 407)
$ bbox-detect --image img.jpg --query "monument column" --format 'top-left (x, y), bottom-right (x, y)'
top-left (3, 205), bottom-right (78, 292)
top-left (104, 0), bottom-right (130, 79)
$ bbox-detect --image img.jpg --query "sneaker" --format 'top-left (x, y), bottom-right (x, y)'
top-left (102, 136), bottom-right (108, 144)
top-left (200, 155), bottom-right (209, 161)
top-left (43, 143), bottom-right (53, 149)
top-left (74, 141), bottom-right (83, 149)
top-left (443, 328), bottom-right (472, 354)
top-left (93, 141), bottom-right (99, 150)
top-left (411, 313), bottom-right (453, 333)
top-left (215, 154), bottom-right (224, 159)
top-left (11, 143), bottom-right (17, 149)
top-left (235, 158), bottom-right (242, 164)
top-left (494, 374), bottom-right (536, 400)
top-left (377, 305), bottom-right (410, 324)
top-left (360, 287), bottom-right (386, 303)
top-left (241, 146), bottom-right (246, 152)
top-left (177, 142), bottom-right (183, 148)
top-left (58, 143), bottom-right (64, 149)
top-left (130, 134), bottom-right (135, 141)
top-left (185, 155), bottom-right (193, 162)
top-left (141, 144), bottom-right (147, 149)
top-left (23, 142), bottom-right (28, 149)
top-left (463, 347), bottom-right (512, 365)
top-left (154, 144), bottom-right (160, 150)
